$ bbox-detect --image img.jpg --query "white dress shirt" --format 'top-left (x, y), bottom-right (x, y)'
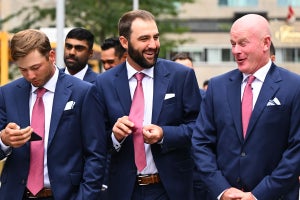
top-left (64, 64), bottom-right (88, 80)
top-left (112, 61), bottom-right (158, 175)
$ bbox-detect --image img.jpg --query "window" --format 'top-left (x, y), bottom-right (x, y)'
top-left (221, 49), bottom-right (232, 61)
top-left (278, 0), bottom-right (300, 6)
top-left (219, 0), bottom-right (257, 6)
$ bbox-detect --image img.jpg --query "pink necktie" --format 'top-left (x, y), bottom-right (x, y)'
top-left (27, 87), bottom-right (47, 195)
top-left (129, 73), bottom-right (147, 172)
top-left (242, 75), bottom-right (255, 138)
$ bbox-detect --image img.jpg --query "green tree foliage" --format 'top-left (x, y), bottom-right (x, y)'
top-left (0, 0), bottom-right (194, 57)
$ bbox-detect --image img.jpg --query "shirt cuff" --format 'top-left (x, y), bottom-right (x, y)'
top-left (111, 132), bottom-right (126, 151)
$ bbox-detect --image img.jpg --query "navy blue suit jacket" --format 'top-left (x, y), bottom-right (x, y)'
top-left (95, 58), bottom-right (201, 200)
top-left (0, 71), bottom-right (107, 200)
top-left (192, 63), bottom-right (300, 200)
top-left (62, 66), bottom-right (98, 84)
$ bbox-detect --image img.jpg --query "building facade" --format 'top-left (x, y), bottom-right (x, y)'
top-left (168, 0), bottom-right (300, 86)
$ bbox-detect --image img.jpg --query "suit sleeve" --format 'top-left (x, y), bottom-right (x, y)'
top-left (75, 85), bottom-right (107, 199)
top-left (192, 79), bottom-right (232, 198)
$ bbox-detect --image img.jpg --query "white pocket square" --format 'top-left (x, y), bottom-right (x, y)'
top-left (64, 101), bottom-right (76, 110)
top-left (267, 97), bottom-right (281, 106)
top-left (164, 93), bottom-right (175, 100)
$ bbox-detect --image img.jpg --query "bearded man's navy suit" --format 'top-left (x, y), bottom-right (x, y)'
top-left (96, 59), bottom-right (201, 200)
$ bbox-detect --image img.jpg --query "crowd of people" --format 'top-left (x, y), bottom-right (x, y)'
top-left (0, 9), bottom-right (299, 200)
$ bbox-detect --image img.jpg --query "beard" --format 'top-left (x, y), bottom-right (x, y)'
top-left (64, 55), bottom-right (88, 72)
top-left (127, 41), bottom-right (159, 69)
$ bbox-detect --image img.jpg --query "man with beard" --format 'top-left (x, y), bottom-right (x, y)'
top-left (95, 10), bottom-right (201, 200)
top-left (63, 27), bottom-right (97, 84)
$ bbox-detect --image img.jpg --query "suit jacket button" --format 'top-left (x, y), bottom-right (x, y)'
top-left (241, 152), bottom-right (246, 157)
top-left (236, 177), bottom-right (241, 183)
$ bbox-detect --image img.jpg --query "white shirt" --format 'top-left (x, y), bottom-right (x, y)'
top-left (241, 60), bottom-right (272, 107)
top-left (29, 67), bottom-right (58, 187)
top-left (112, 61), bottom-right (158, 175)
top-left (64, 64), bottom-right (88, 80)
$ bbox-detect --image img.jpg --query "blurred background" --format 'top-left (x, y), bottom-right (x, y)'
top-left (0, 0), bottom-right (299, 88)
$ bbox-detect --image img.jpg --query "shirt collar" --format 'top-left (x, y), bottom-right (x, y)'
top-left (32, 66), bottom-right (59, 94)
top-left (64, 64), bottom-right (89, 80)
top-left (242, 59), bottom-right (272, 83)
top-left (126, 61), bottom-right (154, 79)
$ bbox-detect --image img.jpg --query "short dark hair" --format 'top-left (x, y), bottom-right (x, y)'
top-left (65, 28), bottom-right (94, 50)
top-left (203, 79), bottom-right (209, 87)
top-left (171, 52), bottom-right (193, 62)
top-left (101, 37), bottom-right (126, 59)
top-left (118, 10), bottom-right (155, 40)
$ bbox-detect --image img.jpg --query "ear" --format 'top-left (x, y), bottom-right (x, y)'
top-left (263, 35), bottom-right (271, 52)
top-left (49, 50), bottom-right (56, 63)
top-left (119, 36), bottom-right (128, 49)
top-left (89, 49), bottom-right (94, 58)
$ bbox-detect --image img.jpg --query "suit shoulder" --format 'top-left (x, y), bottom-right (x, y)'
top-left (61, 73), bottom-right (93, 89)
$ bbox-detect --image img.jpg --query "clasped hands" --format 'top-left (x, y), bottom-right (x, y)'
top-left (113, 116), bottom-right (163, 144)
top-left (221, 187), bottom-right (256, 200)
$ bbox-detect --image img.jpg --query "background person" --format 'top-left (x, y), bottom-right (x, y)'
top-left (96, 10), bottom-right (201, 200)
top-left (192, 14), bottom-right (300, 200)
top-left (0, 29), bottom-right (107, 199)
top-left (171, 52), bottom-right (194, 69)
top-left (63, 27), bottom-right (98, 83)
top-left (100, 37), bottom-right (127, 71)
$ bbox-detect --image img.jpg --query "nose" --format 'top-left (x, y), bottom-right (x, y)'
top-left (232, 45), bottom-right (241, 55)
top-left (148, 38), bottom-right (157, 49)
top-left (27, 70), bottom-right (36, 80)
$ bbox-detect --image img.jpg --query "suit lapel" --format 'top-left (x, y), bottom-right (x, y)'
top-left (48, 72), bottom-right (72, 146)
top-left (15, 80), bottom-right (31, 128)
top-left (227, 71), bottom-right (244, 142)
top-left (114, 64), bottom-right (132, 115)
top-left (246, 64), bottom-right (281, 139)
top-left (152, 62), bottom-right (170, 124)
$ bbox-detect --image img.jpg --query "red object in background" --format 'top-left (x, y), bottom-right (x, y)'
top-left (286, 5), bottom-right (296, 25)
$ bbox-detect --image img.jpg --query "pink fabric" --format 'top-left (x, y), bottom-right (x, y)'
top-left (129, 73), bottom-right (147, 172)
top-left (27, 88), bottom-right (46, 195)
top-left (242, 75), bottom-right (255, 138)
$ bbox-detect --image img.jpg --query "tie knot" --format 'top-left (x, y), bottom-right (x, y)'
top-left (134, 73), bottom-right (145, 81)
top-left (36, 87), bottom-right (47, 98)
top-left (247, 75), bottom-right (255, 84)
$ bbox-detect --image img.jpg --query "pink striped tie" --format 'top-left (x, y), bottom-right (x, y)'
top-left (129, 73), bottom-right (147, 172)
top-left (27, 87), bottom-right (47, 195)
top-left (242, 75), bottom-right (255, 138)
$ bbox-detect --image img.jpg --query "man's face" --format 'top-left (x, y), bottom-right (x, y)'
top-left (100, 48), bottom-right (123, 70)
top-left (121, 18), bottom-right (160, 71)
top-left (64, 38), bottom-right (93, 74)
top-left (16, 50), bottom-right (56, 87)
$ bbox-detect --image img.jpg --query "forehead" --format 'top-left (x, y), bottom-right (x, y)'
top-left (101, 48), bottom-right (116, 58)
top-left (65, 38), bottom-right (89, 46)
top-left (130, 18), bottom-right (158, 38)
top-left (16, 49), bottom-right (45, 68)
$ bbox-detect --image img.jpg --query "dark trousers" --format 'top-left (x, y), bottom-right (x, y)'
top-left (132, 182), bottom-right (169, 200)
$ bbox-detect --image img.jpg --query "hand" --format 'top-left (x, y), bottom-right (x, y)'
top-left (221, 187), bottom-right (243, 200)
top-left (221, 188), bottom-right (255, 200)
top-left (143, 124), bottom-right (163, 144)
top-left (0, 123), bottom-right (33, 148)
top-left (112, 116), bottom-right (134, 142)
